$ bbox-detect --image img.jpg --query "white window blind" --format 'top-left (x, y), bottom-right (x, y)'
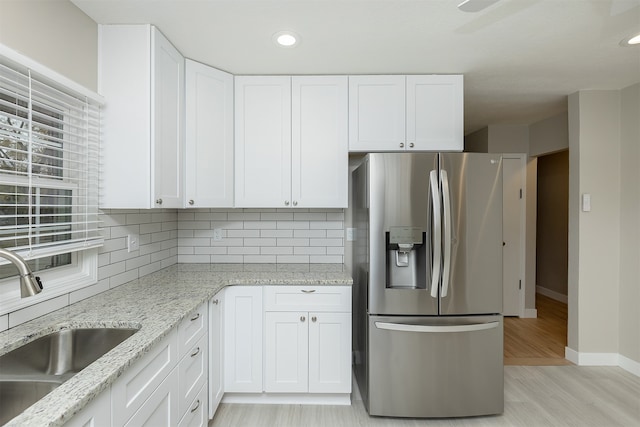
top-left (0, 59), bottom-right (103, 262)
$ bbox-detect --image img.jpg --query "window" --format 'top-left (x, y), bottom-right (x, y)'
top-left (0, 49), bottom-right (102, 310)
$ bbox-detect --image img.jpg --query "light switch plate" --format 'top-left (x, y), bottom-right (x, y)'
top-left (582, 193), bottom-right (591, 212)
top-left (213, 228), bottom-right (223, 241)
top-left (346, 228), bottom-right (356, 241)
top-left (127, 234), bottom-right (140, 252)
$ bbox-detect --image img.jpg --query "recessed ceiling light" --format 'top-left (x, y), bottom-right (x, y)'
top-left (273, 31), bottom-right (299, 48)
top-left (620, 32), bottom-right (640, 47)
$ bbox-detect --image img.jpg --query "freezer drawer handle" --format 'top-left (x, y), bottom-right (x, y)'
top-left (374, 321), bottom-right (500, 333)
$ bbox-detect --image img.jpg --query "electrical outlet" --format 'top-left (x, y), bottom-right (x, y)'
top-left (346, 228), bottom-right (356, 241)
top-left (127, 234), bottom-right (140, 252)
top-left (213, 228), bottom-right (223, 241)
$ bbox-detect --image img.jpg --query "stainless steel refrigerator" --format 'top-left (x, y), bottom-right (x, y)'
top-left (351, 152), bottom-right (504, 418)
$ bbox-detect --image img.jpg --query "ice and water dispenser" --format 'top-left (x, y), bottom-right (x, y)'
top-left (385, 226), bottom-right (427, 289)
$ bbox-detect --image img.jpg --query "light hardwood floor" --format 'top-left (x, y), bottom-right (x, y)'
top-left (504, 294), bottom-right (572, 366)
top-left (210, 366), bottom-right (640, 426)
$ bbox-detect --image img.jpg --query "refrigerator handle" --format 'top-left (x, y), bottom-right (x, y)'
top-left (374, 321), bottom-right (500, 333)
top-left (429, 169), bottom-right (442, 298)
top-left (440, 170), bottom-right (452, 298)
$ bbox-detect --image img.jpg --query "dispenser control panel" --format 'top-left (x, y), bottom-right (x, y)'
top-left (389, 226), bottom-right (423, 245)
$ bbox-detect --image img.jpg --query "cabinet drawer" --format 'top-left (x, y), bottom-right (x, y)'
top-left (178, 334), bottom-right (208, 415)
top-left (178, 382), bottom-right (208, 427)
top-left (112, 329), bottom-right (178, 426)
top-left (178, 302), bottom-right (208, 359)
top-left (123, 367), bottom-right (180, 427)
top-left (264, 286), bottom-right (351, 312)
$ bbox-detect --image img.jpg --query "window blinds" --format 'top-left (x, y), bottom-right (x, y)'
top-left (0, 58), bottom-right (103, 261)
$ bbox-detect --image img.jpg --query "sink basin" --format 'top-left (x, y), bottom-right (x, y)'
top-left (0, 380), bottom-right (63, 426)
top-left (0, 328), bottom-right (138, 377)
top-left (0, 327), bottom-right (138, 425)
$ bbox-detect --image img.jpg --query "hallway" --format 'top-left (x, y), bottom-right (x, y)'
top-left (504, 294), bottom-right (572, 366)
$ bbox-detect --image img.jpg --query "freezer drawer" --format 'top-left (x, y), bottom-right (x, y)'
top-left (367, 315), bottom-right (503, 418)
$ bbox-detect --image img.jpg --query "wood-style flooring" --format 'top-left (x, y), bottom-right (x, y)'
top-left (504, 294), bottom-right (572, 366)
top-left (209, 366), bottom-right (640, 426)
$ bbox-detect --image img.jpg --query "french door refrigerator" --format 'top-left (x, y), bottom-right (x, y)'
top-left (352, 152), bottom-right (504, 418)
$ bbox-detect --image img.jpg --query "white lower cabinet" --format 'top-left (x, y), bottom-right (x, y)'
top-left (124, 368), bottom-right (180, 427)
top-left (263, 287), bottom-right (352, 395)
top-left (179, 383), bottom-right (208, 427)
top-left (208, 292), bottom-right (224, 418)
top-left (64, 387), bottom-right (111, 427)
top-left (223, 286), bottom-right (263, 392)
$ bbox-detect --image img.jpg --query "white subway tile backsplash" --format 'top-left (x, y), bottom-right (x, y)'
top-left (277, 255), bottom-right (309, 263)
top-left (210, 254), bottom-right (244, 263)
top-left (245, 221), bottom-right (277, 229)
top-left (326, 229), bottom-right (344, 238)
top-left (310, 238), bottom-right (343, 247)
top-left (261, 246), bottom-right (293, 255)
top-left (227, 230), bottom-right (260, 238)
top-left (294, 229), bottom-right (326, 238)
top-left (260, 212), bottom-right (294, 220)
top-left (277, 238), bottom-right (310, 247)
top-left (244, 255), bottom-right (277, 263)
top-left (277, 221), bottom-right (309, 230)
top-left (178, 254), bottom-right (212, 263)
top-left (228, 212), bottom-right (261, 221)
top-left (109, 269), bottom-right (139, 289)
top-left (195, 247), bottom-right (228, 255)
top-left (70, 280), bottom-right (110, 305)
top-left (228, 247), bottom-right (260, 255)
top-left (244, 238), bottom-right (277, 247)
top-left (310, 255), bottom-right (343, 263)
top-left (0, 314), bottom-right (8, 332)
top-left (9, 295), bottom-right (69, 328)
top-left (310, 221), bottom-right (343, 229)
top-left (261, 229), bottom-right (294, 238)
top-left (294, 246), bottom-right (326, 255)
top-left (293, 212), bottom-right (326, 220)
top-left (195, 212), bottom-right (228, 221)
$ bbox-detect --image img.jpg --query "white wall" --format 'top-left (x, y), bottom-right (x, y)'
top-left (567, 90), bottom-right (621, 357)
top-left (0, 0), bottom-right (97, 91)
top-left (618, 83), bottom-right (640, 367)
top-left (529, 113), bottom-right (569, 157)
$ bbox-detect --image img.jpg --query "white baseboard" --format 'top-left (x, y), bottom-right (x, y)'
top-left (619, 354), bottom-right (640, 377)
top-left (523, 308), bottom-right (537, 318)
top-left (565, 347), bottom-right (640, 377)
top-left (222, 392), bottom-right (351, 405)
top-left (536, 286), bottom-right (568, 304)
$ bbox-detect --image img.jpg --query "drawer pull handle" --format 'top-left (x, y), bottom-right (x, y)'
top-left (212, 299), bottom-right (219, 305)
top-left (190, 399), bottom-right (200, 413)
top-left (191, 313), bottom-right (200, 321)
top-left (191, 347), bottom-right (200, 357)
top-left (301, 290), bottom-right (316, 293)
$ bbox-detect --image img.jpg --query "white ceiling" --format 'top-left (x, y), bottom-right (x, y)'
top-left (72, 0), bottom-right (640, 134)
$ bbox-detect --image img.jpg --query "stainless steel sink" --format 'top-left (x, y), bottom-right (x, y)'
top-left (0, 327), bottom-right (138, 425)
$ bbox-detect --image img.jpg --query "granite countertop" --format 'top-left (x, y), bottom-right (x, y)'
top-left (0, 263), bottom-right (352, 427)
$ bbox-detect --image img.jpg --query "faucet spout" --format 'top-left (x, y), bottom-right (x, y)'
top-left (0, 248), bottom-right (43, 297)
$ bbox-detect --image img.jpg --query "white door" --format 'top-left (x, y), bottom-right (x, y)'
top-left (264, 312), bottom-right (309, 392)
top-left (308, 312), bottom-right (351, 393)
top-left (235, 76), bottom-right (292, 207)
top-left (209, 293), bottom-right (223, 418)
top-left (152, 27), bottom-right (184, 208)
top-left (223, 286), bottom-right (263, 392)
top-left (185, 60), bottom-right (234, 207)
top-left (503, 158), bottom-right (523, 316)
top-left (406, 75), bottom-right (463, 151)
top-left (348, 75), bottom-right (406, 151)
top-left (292, 76), bottom-right (348, 208)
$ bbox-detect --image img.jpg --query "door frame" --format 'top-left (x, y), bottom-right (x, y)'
top-left (502, 154), bottom-right (527, 318)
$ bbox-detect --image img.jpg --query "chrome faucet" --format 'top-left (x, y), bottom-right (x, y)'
top-left (0, 248), bottom-right (43, 297)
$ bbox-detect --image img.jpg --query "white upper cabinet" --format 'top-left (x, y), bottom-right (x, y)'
top-left (185, 60), bottom-right (234, 208)
top-left (292, 76), bottom-right (348, 208)
top-left (235, 76), bottom-right (348, 208)
top-left (99, 24), bottom-right (184, 208)
top-left (235, 76), bottom-right (292, 208)
top-left (349, 75), bottom-right (463, 152)
top-left (406, 75), bottom-right (463, 151)
top-left (348, 75), bottom-right (406, 151)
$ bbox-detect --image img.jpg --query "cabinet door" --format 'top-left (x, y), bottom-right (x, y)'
top-left (209, 293), bottom-right (224, 418)
top-left (185, 60), bottom-right (234, 207)
top-left (308, 312), bottom-right (351, 393)
top-left (64, 388), bottom-right (111, 427)
top-left (152, 27), bottom-right (184, 208)
top-left (292, 76), bottom-right (348, 208)
top-left (224, 286), bottom-right (263, 392)
top-left (264, 312), bottom-right (309, 393)
top-left (348, 75), bottom-right (405, 151)
top-left (178, 334), bottom-right (208, 416)
top-left (124, 368), bottom-right (180, 427)
top-left (406, 75), bottom-right (463, 151)
top-left (235, 76), bottom-right (292, 207)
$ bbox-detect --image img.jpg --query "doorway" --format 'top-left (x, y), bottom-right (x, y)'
top-left (504, 150), bottom-right (570, 365)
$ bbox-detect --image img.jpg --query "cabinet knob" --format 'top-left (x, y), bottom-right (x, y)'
top-left (312, 316), bottom-right (317, 323)
top-left (409, 143), bottom-right (415, 148)
top-left (293, 201), bottom-right (298, 206)
top-left (212, 299), bottom-right (219, 305)
top-left (400, 143), bottom-right (405, 148)
top-left (300, 316), bottom-right (306, 322)
top-left (285, 200), bottom-right (290, 206)
top-left (189, 199), bottom-right (194, 205)
top-left (155, 198), bottom-right (163, 205)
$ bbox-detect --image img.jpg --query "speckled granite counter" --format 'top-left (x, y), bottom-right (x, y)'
top-left (0, 263), bottom-right (352, 427)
